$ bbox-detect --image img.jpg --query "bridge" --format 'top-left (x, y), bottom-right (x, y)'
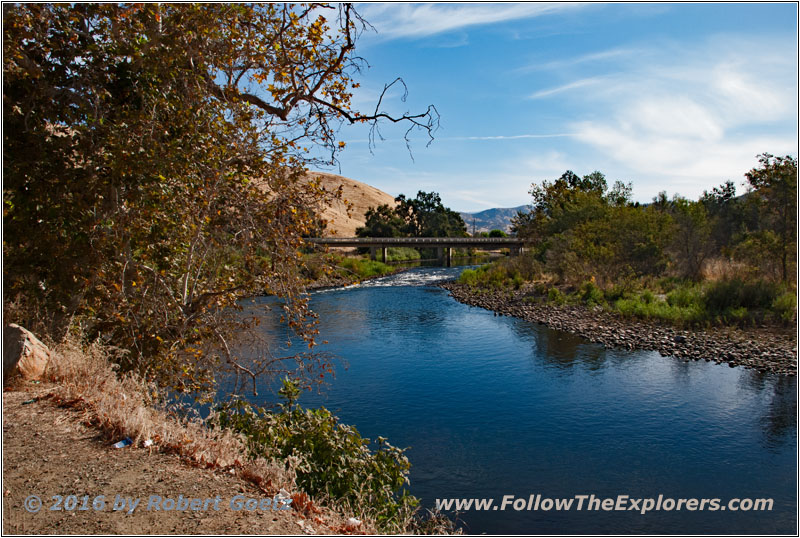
top-left (306, 237), bottom-right (529, 266)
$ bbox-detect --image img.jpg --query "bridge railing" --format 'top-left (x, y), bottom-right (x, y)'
top-left (306, 237), bottom-right (527, 247)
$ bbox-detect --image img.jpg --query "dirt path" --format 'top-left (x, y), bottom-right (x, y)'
top-left (2, 382), bottom-right (329, 535)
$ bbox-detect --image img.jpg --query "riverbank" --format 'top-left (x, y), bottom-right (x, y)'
top-left (2, 340), bottom-right (374, 535)
top-left (439, 281), bottom-right (797, 376)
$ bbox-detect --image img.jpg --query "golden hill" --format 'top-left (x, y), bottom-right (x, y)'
top-left (305, 171), bottom-right (396, 237)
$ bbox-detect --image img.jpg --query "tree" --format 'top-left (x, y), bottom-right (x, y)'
top-left (394, 191), bottom-right (465, 237)
top-left (488, 229), bottom-right (508, 237)
top-left (3, 4), bottom-right (438, 396)
top-left (743, 153), bottom-right (797, 282)
top-left (700, 180), bottom-right (744, 252)
top-left (356, 204), bottom-right (404, 238)
top-left (668, 197), bottom-right (713, 280)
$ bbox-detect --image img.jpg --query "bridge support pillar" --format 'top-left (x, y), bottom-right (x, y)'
top-left (510, 246), bottom-right (524, 257)
top-left (370, 246), bottom-right (387, 262)
top-left (437, 247), bottom-right (452, 267)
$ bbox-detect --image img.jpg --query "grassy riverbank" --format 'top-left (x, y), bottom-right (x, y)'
top-left (458, 256), bottom-right (796, 328)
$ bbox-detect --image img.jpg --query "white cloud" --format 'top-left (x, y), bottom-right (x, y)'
top-left (528, 77), bottom-right (608, 99)
top-left (451, 133), bottom-right (574, 141)
top-left (552, 35), bottom-right (798, 199)
top-left (356, 3), bottom-right (586, 40)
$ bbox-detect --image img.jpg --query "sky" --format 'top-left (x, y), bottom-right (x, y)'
top-left (319, 2), bottom-right (798, 213)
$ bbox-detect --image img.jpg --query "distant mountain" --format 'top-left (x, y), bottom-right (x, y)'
top-left (460, 205), bottom-right (529, 234)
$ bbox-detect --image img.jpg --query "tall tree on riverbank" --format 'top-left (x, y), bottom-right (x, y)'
top-left (740, 153), bottom-right (797, 283)
top-left (3, 3), bottom-right (437, 396)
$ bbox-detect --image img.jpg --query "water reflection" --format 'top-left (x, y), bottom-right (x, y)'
top-left (760, 375), bottom-right (798, 450)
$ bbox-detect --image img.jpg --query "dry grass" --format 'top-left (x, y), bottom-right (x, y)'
top-left (304, 171), bottom-right (397, 237)
top-left (701, 257), bottom-right (755, 282)
top-left (44, 338), bottom-right (303, 501)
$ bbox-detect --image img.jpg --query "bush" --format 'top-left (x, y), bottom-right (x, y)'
top-left (772, 291), bottom-right (797, 323)
top-left (338, 257), bottom-right (394, 280)
top-left (385, 247), bottom-right (421, 262)
top-left (614, 295), bottom-right (704, 323)
top-left (213, 380), bottom-right (418, 531)
top-left (640, 290), bottom-right (656, 304)
top-left (666, 285), bottom-right (703, 308)
top-left (458, 268), bottom-right (479, 287)
top-left (547, 287), bottom-right (566, 304)
top-left (579, 280), bottom-right (604, 305)
top-left (703, 278), bottom-right (782, 322)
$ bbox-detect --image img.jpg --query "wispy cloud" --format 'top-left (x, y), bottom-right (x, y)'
top-left (357, 3), bottom-right (586, 40)
top-left (451, 133), bottom-right (574, 141)
top-left (528, 77), bottom-right (608, 99)
top-left (517, 47), bottom-right (637, 73)
top-left (537, 35), bottom-right (798, 198)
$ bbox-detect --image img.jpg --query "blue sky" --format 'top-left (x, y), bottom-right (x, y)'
top-left (324, 3), bottom-right (797, 213)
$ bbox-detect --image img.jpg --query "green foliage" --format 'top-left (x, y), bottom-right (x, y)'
top-left (359, 191), bottom-right (466, 241)
top-left (458, 268), bottom-right (479, 287)
top-left (578, 280), bottom-right (605, 306)
top-left (668, 197), bottom-right (713, 280)
top-left (666, 285), bottom-right (703, 308)
top-left (614, 295), bottom-right (705, 324)
top-left (395, 191), bottom-right (467, 238)
top-left (772, 292), bottom-right (797, 323)
top-left (337, 257), bottom-right (395, 280)
top-left (356, 204), bottom-right (406, 238)
top-left (384, 247), bottom-right (421, 262)
top-left (741, 153), bottom-right (797, 282)
top-left (457, 255), bottom-right (543, 290)
top-left (703, 278), bottom-right (782, 322)
top-left (639, 290), bottom-right (656, 304)
top-left (547, 287), bottom-right (566, 304)
top-left (212, 380), bottom-right (418, 531)
top-left (488, 229), bottom-right (508, 237)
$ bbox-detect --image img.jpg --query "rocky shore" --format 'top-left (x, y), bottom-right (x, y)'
top-left (439, 282), bottom-right (797, 376)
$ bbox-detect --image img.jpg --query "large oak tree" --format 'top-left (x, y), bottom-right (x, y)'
top-left (4, 3), bottom-right (437, 396)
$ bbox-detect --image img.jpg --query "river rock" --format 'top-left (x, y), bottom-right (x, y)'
top-left (3, 324), bottom-right (53, 384)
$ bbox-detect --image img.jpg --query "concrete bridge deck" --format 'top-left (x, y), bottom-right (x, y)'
top-left (306, 237), bottom-right (529, 266)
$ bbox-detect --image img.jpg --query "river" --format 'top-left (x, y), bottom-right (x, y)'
top-left (240, 265), bottom-right (797, 534)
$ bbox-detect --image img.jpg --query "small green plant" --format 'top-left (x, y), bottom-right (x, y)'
top-left (211, 379), bottom-right (419, 531)
top-left (666, 285), bottom-right (702, 308)
top-left (547, 287), bottom-right (565, 304)
top-left (579, 280), bottom-right (604, 305)
top-left (385, 247), bottom-right (421, 262)
top-left (337, 257), bottom-right (395, 280)
top-left (458, 268), bottom-right (479, 287)
top-left (771, 291), bottom-right (797, 323)
top-left (639, 290), bottom-right (656, 304)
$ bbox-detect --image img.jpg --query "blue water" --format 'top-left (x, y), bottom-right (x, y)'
top-left (240, 266), bottom-right (797, 534)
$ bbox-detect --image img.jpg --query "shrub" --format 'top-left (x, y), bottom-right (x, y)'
top-left (772, 291), bottom-right (797, 323)
top-left (338, 257), bottom-right (394, 280)
top-left (579, 280), bottom-right (604, 305)
top-left (458, 268), bottom-right (479, 287)
top-left (213, 380), bottom-right (418, 531)
top-left (639, 290), bottom-right (656, 304)
top-left (703, 278), bottom-right (781, 322)
top-left (385, 247), bottom-right (421, 262)
top-left (666, 285), bottom-right (703, 308)
top-left (547, 287), bottom-right (565, 304)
